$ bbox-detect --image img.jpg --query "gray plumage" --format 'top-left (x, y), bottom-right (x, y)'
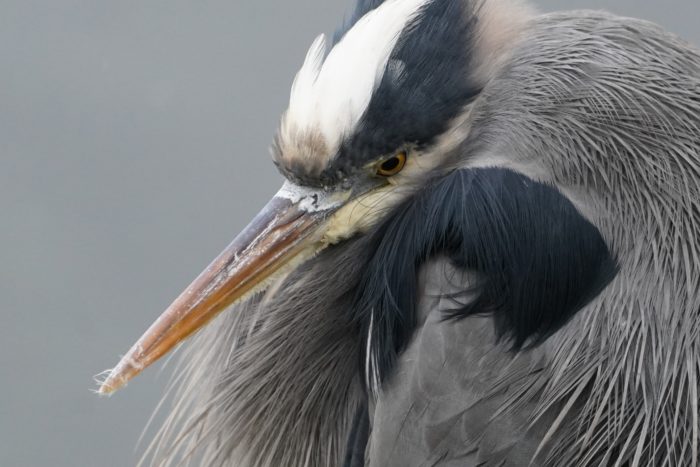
top-left (143, 6), bottom-right (700, 467)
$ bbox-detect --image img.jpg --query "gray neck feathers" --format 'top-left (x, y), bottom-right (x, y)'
top-left (459, 11), bottom-right (700, 463)
top-left (144, 238), bottom-right (373, 466)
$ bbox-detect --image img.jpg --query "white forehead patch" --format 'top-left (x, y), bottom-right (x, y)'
top-left (286, 0), bottom-right (431, 156)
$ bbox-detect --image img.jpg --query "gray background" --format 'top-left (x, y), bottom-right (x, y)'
top-left (1, 1), bottom-right (697, 466)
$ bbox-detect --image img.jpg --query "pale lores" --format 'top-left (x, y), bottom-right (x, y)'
top-left (99, 0), bottom-right (700, 465)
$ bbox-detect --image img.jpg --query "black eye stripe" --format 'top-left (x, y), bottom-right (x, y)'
top-left (331, 0), bottom-right (480, 173)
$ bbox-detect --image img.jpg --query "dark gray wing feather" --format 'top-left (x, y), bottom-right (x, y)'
top-left (367, 260), bottom-right (556, 466)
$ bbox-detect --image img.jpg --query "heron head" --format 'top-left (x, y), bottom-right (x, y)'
top-left (99, 0), bottom-right (534, 394)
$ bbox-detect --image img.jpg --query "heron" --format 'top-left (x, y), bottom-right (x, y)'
top-left (98, 0), bottom-right (700, 465)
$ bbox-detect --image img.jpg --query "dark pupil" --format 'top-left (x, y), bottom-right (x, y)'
top-left (381, 157), bottom-right (400, 172)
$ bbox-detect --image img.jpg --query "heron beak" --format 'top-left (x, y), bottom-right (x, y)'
top-left (98, 183), bottom-right (349, 395)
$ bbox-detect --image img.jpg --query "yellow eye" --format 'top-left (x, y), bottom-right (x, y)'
top-left (376, 151), bottom-right (407, 177)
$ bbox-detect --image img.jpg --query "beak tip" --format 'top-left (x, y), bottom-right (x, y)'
top-left (96, 378), bottom-right (120, 396)
top-left (94, 369), bottom-right (119, 396)
top-left (96, 372), bottom-right (128, 396)
top-left (94, 356), bottom-right (141, 396)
